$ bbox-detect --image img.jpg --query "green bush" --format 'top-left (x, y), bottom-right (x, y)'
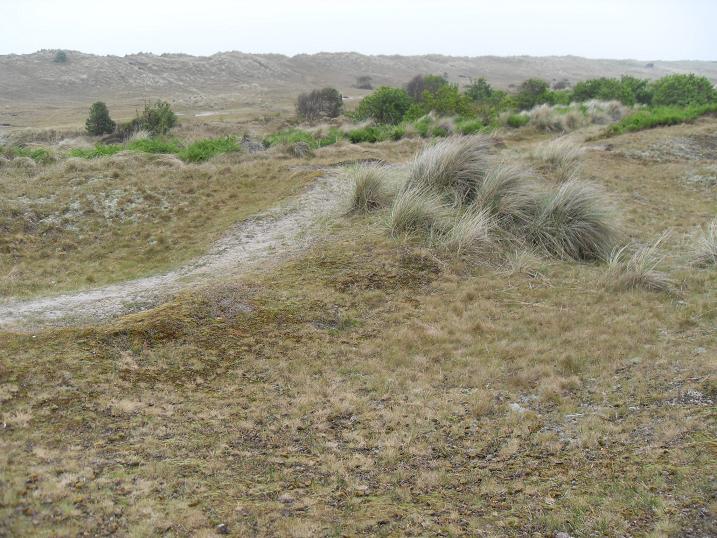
top-left (296, 88), bottom-right (343, 121)
top-left (405, 74), bottom-right (449, 102)
top-left (456, 118), bottom-right (485, 135)
top-left (178, 137), bottom-right (240, 162)
top-left (355, 87), bottom-right (413, 124)
top-left (607, 103), bottom-right (717, 135)
top-left (506, 114), bottom-right (529, 128)
top-left (53, 50), bottom-right (68, 64)
top-left (514, 79), bottom-right (553, 110)
top-left (571, 76), bottom-right (653, 105)
top-left (650, 74), bottom-right (716, 107)
top-left (421, 84), bottom-right (474, 116)
top-left (135, 101), bottom-right (177, 135)
top-left (85, 102), bottom-right (116, 136)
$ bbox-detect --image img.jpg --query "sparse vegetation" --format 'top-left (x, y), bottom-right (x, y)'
top-left (606, 236), bottom-right (673, 292)
top-left (692, 218), bottom-right (717, 267)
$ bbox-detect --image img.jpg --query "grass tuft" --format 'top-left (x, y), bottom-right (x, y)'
top-left (533, 138), bottom-right (585, 182)
top-left (439, 207), bottom-right (494, 255)
top-left (473, 161), bottom-right (539, 227)
top-left (347, 163), bottom-right (394, 213)
top-left (406, 135), bottom-right (492, 207)
top-left (606, 235), bottom-right (673, 292)
top-left (692, 219), bottom-right (717, 267)
top-left (527, 179), bottom-right (618, 261)
top-left (388, 187), bottom-right (448, 238)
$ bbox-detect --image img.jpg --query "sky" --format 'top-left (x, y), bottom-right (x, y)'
top-left (0, 0), bottom-right (713, 60)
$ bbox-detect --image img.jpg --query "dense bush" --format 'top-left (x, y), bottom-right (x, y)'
top-left (571, 76), bottom-right (652, 105)
top-left (405, 74), bottom-right (449, 102)
top-left (355, 87), bottom-right (413, 124)
top-left (53, 50), bottom-right (68, 64)
top-left (650, 74), bottom-right (716, 107)
top-left (514, 79), bottom-right (553, 110)
top-left (85, 102), bottom-right (116, 136)
top-left (135, 101), bottom-right (177, 135)
top-left (421, 84), bottom-right (473, 116)
top-left (296, 88), bottom-right (343, 121)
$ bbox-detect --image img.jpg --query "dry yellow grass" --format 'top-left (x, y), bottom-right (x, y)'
top-left (1, 120), bottom-right (716, 537)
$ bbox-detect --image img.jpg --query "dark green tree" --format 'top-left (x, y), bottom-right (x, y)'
top-left (85, 102), bottom-right (116, 135)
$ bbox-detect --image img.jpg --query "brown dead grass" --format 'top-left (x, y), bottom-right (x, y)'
top-left (0, 121), bottom-right (716, 537)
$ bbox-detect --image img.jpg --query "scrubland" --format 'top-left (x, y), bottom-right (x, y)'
top-left (0, 87), bottom-right (716, 537)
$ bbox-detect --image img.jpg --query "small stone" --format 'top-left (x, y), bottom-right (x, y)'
top-left (555, 533), bottom-right (574, 538)
top-left (509, 402), bottom-right (527, 413)
top-left (216, 523), bottom-right (229, 534)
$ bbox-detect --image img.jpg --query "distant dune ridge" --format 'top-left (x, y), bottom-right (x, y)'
top-left (2, 50), bottom-right (716, 105)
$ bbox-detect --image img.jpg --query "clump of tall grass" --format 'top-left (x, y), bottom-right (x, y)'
top-left (388, 187), bottom-right (449, 238)
top-left (532, 138), bottom-right (585, 182)
top-left (527, 179), bottom-right (618, 261)
top-left (528, 104), bottom-right (564, 132)
top-left (692, 219), bottom-right (717, 267)
top-left (606, 235), bottom-right (673, 292)
top-left (347, 163), bottom-right (394, 214)
top-left (440, 208), bottom-right (494, 255)
top-left (472, 162), bottom-right (539, 228)
top-left (406, 135), bottom-right (493, 206)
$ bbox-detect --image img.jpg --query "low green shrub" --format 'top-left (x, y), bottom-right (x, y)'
top-left (607, 103), bottom-right (717, 135)
top-left (263, 129), bottom-right (317, 148)
top-left (456, 119), bottom-right (485, 135)
top-left (178, 137), bottom-right (240, 163)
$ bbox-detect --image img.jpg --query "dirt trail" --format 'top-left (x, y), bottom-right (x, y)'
top-left (0, 173), bottom-right (349, 331)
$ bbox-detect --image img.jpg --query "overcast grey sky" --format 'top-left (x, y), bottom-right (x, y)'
top-left (0, 0), bottom-right (713, 60)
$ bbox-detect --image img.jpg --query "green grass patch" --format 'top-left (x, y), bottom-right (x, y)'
top-left (506, 114), bottom-right (530, 128)
top-left (68, 144), bottom-right (124, 159)
top-left (127, 138), bottom-right (182, 154)
top-left (177, 136), bottom-right (240, 163)
top-left (607, 103), bottom-right (717, 135)
top-left (3, 146), bottom-right (55, 164)
top-left (263, 129), bottom-right (317, 148)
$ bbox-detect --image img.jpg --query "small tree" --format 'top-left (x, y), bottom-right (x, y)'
top-left (405, 74), bottom-right (448, 102)
top-left (136, 100), bottom-right (177, 135)
top-left (355, 87), bottom-right (412, 124)
top-left (354, 75), bottom-right (373, 90)
top-left (514, 78), bottom-right (552, 110)
top-left (85, 102), bottom-right (116, 136)
top-left (53, 50), bottom-right (68, 63)
top-left (465, 78), bottom-right (495, 103)
top-left (296, 88), bottom-right (343, 121)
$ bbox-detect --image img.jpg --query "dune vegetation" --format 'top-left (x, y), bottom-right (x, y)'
top-left (0, 67), bottom-right (716, 537)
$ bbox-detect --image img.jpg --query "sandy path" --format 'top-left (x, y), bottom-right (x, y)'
top-left (0, 173), bottom-right (349, 331)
